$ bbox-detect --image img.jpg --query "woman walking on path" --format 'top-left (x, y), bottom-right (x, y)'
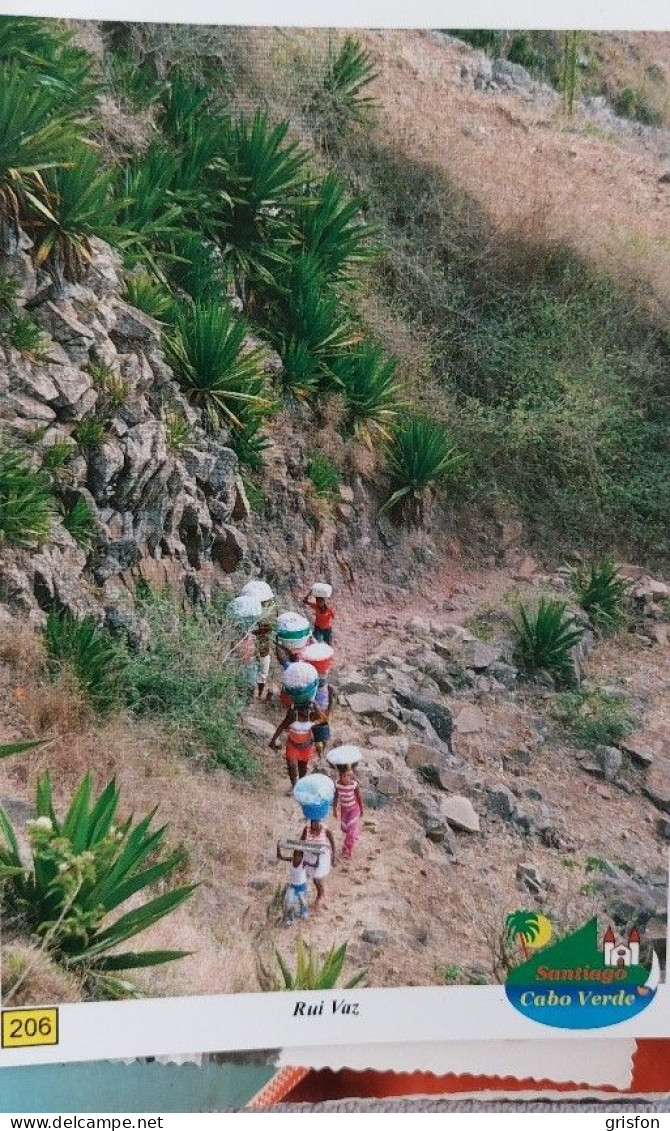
top-left (269, 702), bottom-right (328, 787)
top-left (300, 817), bottom-right (336, 911)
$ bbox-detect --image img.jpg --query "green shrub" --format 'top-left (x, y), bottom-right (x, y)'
top-left (552, 688), bottom-right (637, 749)
top-left (115, 147), bottom-right (186, 267)
top-left (228, 419), bottom-right (269, 471)
top-left (613, 85), bottom-right (662, 125)
top-left (297, 173), bottom-right (376, 286)
top-left (308, 36), bottom-right (378, 146)
top-left (257, 940), bottom-right (366, 991)
top-left (446, 29), bottom-right (504, 55)
top-left (159, 70), bottom-right (210, 140)
top-left (0, 771), bottom-right (195, 1000)
top-left (573, 561), bottom-right (629, 634)
top-left (513, 598), bottom-right (584, 683)
top-left (164, 410), bottom-right (192, 454)
top-left (0, 441), bottom-right (53, 548)
top-left (332, 341), bottom-right (404, 443)
top-left (105, 49), bottom-right (164, 111)
top-left (44, 611), bottom-right (129, 717)
top-left (127, 592), bottom-right (255, 776)
top-left (163, 300), bottom-right (269, 430)
top-left (89, 363), bottom-right (130, 413)
top-left (73, 416), bottom-right (106, 450)
top-left (6, 313), bottom-right (47, 359)
top-left (0, 272), bottom-right (18, 310)
top-left (26, 149), bottom-right (118, 283)
top-left (0, 18), bottom-right (97, 111)
top-left (0, 62), bottom-right (77, 237)
top-left (380, 416), bottom-right (464, 521)
top-left (123, 272), bottom-right (177, 322)
top-left (306, 453), bottom-right (341, 499)
top-left (60, 496), bottom-right (96, 553)
top-left (42, 440), bottom-right (75, 474)
top-left (168, 233), bottom-right (227, 302)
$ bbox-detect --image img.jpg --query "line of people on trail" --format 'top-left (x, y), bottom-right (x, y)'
top-left (228, 579), bottom-right (363, 923)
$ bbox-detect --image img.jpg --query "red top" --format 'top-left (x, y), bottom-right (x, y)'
top-left (604, 925), bottom-right (616, 942)
top-left (629, 927), bottom-right (641, 943)
top-left (306, 597), bottom-right (335, 630)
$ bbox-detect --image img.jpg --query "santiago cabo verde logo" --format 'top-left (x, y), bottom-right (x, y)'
top-left (504, 912), bottom-right (659, 1030)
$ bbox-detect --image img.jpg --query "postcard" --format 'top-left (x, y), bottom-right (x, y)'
top-left (0, 14), bottom-right (668, 1070)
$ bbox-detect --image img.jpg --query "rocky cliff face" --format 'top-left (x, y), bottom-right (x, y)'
top-left (0, 232), bottom-right (259, 634)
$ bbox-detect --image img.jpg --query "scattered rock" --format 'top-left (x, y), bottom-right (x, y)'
top-left (347, 692), bottom-right (392, 716)
top-left (361, 929), bottom-right (389, 946)
top-left (487, 787), bottom-right (517, 819)
top-left (406, 742), bottom-right (440, 770)
top-left (643, 759), bottom-right (670, 813)
top-left (374, 773), bottom-right (401, 797)
top-left (460, 640), bottom-right (503, 670)
top-left (657, 818), bottom-right (670, 840)
top-left (516, 862), bottom-right (545, 895)
top-left (406, 835), bottom-right (425, 857)
top-left (595, 745), bottom-right (624, 782)
top-left (454, 704), bottom-right (486, 734)
top-left (620, 733), bottom-right (657, 768)
top-left (243, 717), bottom-right (276, 741)
top-left (440, 795), bottom-right (480, 834)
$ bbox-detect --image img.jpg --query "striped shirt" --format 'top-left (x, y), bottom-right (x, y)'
top-left (336, 777), bottom-right (358, 810)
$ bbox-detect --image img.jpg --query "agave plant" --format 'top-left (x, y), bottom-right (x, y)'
top-left (332, 341), bottom-right (404, 443)
top-left (573, 561), bottom-right (629, 634)
top-left (206, 110), bottom-right (308, 291)
top-left (0, 771), bottom-right (196, 998)
top-left (115, 146), bottom-right (186, 268)
top-left (168, 232), bottom-right (227, 302)
top-left (159, 70), bottom-right (210, 140)
top-left (513, 598), bottom-right (584, 684)
top-left (297, 173), bottom-right (376, 285)
top-left (0, 440), bottom-right (53, 548)
top-left (264, 254), bottom-right (358, 396)
top-left (0, 62), bottom-right (77, 240)
top-left (257, 939), bottom-right (366, 992)
top-left (0, 739), bottom-right (44, 759)
top-left (162, 300), bottom-right (270, 430)
top-left (44, 610), bottom-right (129, 716)
top-left (25, 148), bottom-right (119, 283)
top-left (0, 18), bottom-right (97, 111)
top-left (380, 416), bottom-right (465, 522)
top-left (123, 270), bottom-right (178, 322)
top-left (309, 35), bottom-right (378, 145)
top-left (228, 418), bottom-right (270, 471)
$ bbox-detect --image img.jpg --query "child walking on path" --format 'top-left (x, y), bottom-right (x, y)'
top-left (269, 703), bottom-right (328, 786)
top-left (328, 746), bottom-right (364, 859)
top-left (280, 848), bottom-right (309, 924)
top-left (300, 818), bottom-right (336, 910)
top-left (303, 583), bottom-right (335, 645)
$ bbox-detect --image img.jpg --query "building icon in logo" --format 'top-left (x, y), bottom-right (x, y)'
top-left (603, 925), bottom-right (640, 968)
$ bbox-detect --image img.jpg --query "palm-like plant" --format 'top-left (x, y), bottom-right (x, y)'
top-left (60, 495), bottom-right (97, 553)
top-left (513, 598), bottom-right (584, 684)
top-left (0, 771), bottom-right (196, 998)
top-left (505, 910), bottom-right (541, 960)
top-left (44, 611), bottom-right (129, 717)
top-left (115, 147), bottom-right (186, 268)
top-left (0, 18), bottom-right (97, 111)
top-left (123, 271), bottom-right (178, 323)
top-left (0, 441), bottom-right (53, 548)
top-left (332, 341), bottom-right (404, 443)
top-left (206, 110), bottom-right (308, 290)
top-left (159, 71), bottom-right (210, 140)
top-left (380, 416), bottom-right (465, 522)
top-left (573, 561), bottom-right (629, 634)
top-left (297, 173), bottom-right (376, 285)
top-left (162, 300), bottom-right (270, 430)
top-left (0, 62), bottom-right (77, 240)
top-left (26, 148), bottom-right (119, 283)
top-left (309, 35), bottom-right (378, 145)
top-left (257, 939), bottom-right (366, 991)
top-left (168, 232), bottom-right (227, 303)
top-left (264, 254), bottom-right (357, 396)
top-left (228, 418), bottom-right (270, 471)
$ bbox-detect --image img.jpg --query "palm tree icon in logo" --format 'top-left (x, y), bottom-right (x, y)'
top-left (506, 910), bottom-right (553, 959)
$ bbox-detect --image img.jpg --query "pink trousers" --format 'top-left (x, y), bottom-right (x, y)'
top-left (340, 804), bottom-right (361, 856)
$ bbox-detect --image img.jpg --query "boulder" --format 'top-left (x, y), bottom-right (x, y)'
top-left (620, 733), bottom-right (657, 768)
top-left (393, 692), bottom-right (453, 746)
top-left (643, 759), bottom-right (670, 813)
top-left (35, 301), bottom-right (95, 365)
top-left (516, 862), bottom-right (545, 895)
top-left (347, 692), bottom-right (392, 716)
top-left (211, 525), bottom-right (246, 573)
top-left (454, 704), bottom-right (486, 734)
top-left (461, 640), bottom-right (502, 670)
top-left (374, 773), bottom-right (401, 797)
top-left (595, 744), bottom-right (623, 782)
top-left (111, 299), bottom-right (161, 346)
top-left (243, 717), bottom-right (276, 741)
top-left (406, 742), bottom-right (441, 771)
top-left (361, 929), bottom-right (389, 946)
top-left (440, 795), bottom-right (480, 833)
top-left (487, 786), bottom-right (517, 820)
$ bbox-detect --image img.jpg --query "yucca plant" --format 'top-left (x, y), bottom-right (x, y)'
top-left (44, 610), bottom-right (129, 716)
top-left (115, 147), bottom-right (186, 268)
top-left (206, 110), bottom-right (308, 291)
top-left (159, 71), bottom-right (210, 140)
top-left (123, 271), bottom-right (177, 323)
top-left (0, 62), bottom-right (77, 241)
top-left (309, 35), bottom-right (378, 146)
top-left (0, 18), bottom-right (97, 111)
top-left (105, 50), bottom-right (164, 112)
top-left (162, 300), bottom-right (269, 430)
top-left (257, 939), bottom-right (366, 992)
top-left (513, 598), bottom-right (584, 684)
top-left (228, 418), bottom-right (269, 471)
top-left (168, 232), bottom-right (227, 303)
top-left (332, 341), bottom-right (404, 444)
top-left (0, 738), bottom-right (44, 758)
top-left (60, 495), bottom-right (96, 553)
top-left (297, 173), bottom-right (376, 285)
top-left (26, 148), bottom-right (119, 283)
top-left (573, 561), bottom-right (629, 634)
top-left (164, 410), bottom-right (191, 455)
top-left (380, 416), bottom-right (465, 522)
top-left (0, 771), bottom-right (196, 999)
top-left (0, 441), bottom-right (53, 548)
top-left (264, 254), bottom-right (357, 396)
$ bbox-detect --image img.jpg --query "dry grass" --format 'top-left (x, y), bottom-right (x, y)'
top-left (2, 943), bottom-right (84, 1006)
top-left (0, 626), bottom-right (46, 682)
top-left (20, 670), bottom-right (91, 739)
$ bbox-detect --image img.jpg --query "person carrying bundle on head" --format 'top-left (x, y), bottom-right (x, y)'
top-left (303, 582), bottom-right (335, 645)
top-left (240, 580), bottom-right (276, 701)
top-left (269, 662), bottom-right (327, 787)
top-left (302, 641), bottom-right (335, 761)
top-left (329, 745), bottom-right (364, 859)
